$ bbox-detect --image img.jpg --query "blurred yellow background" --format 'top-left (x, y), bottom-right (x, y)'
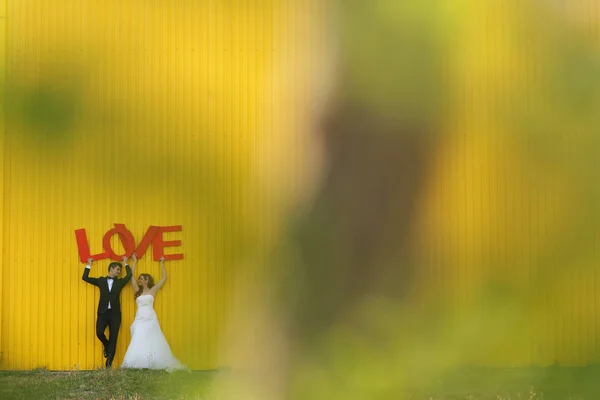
top-left (2, 0), bottom-right (600, 380)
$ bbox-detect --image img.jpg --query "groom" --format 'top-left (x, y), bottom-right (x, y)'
top-left (82, 256), bottom-right (132, 367)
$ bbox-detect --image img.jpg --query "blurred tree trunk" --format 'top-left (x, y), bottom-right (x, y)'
top-left (283, 102), bottom-right (435, 346)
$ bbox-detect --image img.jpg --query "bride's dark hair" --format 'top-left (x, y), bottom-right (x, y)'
top-left (135, 273), bottom-right (155, 299)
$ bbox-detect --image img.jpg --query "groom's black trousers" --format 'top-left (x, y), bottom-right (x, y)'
top-left (96, 309), bottom-right (121, 360)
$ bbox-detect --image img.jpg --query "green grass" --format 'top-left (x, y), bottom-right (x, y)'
top-left (408, 365), bottom-right (600, 400)
top-left (0, 368), bottom-right (215, 400)
top-left (2, 366), bottom-right (600, 399)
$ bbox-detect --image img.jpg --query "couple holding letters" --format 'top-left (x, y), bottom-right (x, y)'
top-left (82, 253), bottom-right (185, 371)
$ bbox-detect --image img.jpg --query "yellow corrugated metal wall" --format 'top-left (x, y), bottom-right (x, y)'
top-left (3, 0), bottom-right (600, 371)
top-left (0, 0), bottom-right (324, 370)
top-left (0, 0), bottom-right (5, 366)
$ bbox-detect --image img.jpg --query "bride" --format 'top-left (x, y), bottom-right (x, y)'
top-left (120, 253), bottom-right (186, 372)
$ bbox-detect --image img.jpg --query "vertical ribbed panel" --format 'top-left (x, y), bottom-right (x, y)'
top-left (5, 0), bottom-right (600, 372)
top-left (0, 0), bottom-right (5, 367)
top-left (0, 0), bottom-right (325, 371)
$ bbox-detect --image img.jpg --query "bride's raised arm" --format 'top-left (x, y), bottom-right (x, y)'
top-left (150, 257), bottom-right (167, 295)
top-left (130, 253), bottom-right (139, 293)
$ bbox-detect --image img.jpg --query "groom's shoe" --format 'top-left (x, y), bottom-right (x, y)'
top-left (106, 357), bottom-right (113, 368)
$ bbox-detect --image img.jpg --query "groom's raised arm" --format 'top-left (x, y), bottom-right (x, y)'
top-left (81, 258), bottom-right (99, 286)
top-left (122, 262), bottom-right (133, 284)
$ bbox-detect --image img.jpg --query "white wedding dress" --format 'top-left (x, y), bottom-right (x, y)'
top-left (120, 294), bottom-right (186, 372)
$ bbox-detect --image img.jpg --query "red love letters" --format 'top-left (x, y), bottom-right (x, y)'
top-left (75, 224), bottom-right (183, 263)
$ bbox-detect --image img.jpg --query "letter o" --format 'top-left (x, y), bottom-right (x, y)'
top-left (103, 223), bottom-right (136, 261)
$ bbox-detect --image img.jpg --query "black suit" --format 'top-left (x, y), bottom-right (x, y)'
top-left (82, 264), bottom-right (132, 365)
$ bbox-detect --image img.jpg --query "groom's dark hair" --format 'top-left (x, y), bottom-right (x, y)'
top-left (108, 262), bottom-right (122, 273)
